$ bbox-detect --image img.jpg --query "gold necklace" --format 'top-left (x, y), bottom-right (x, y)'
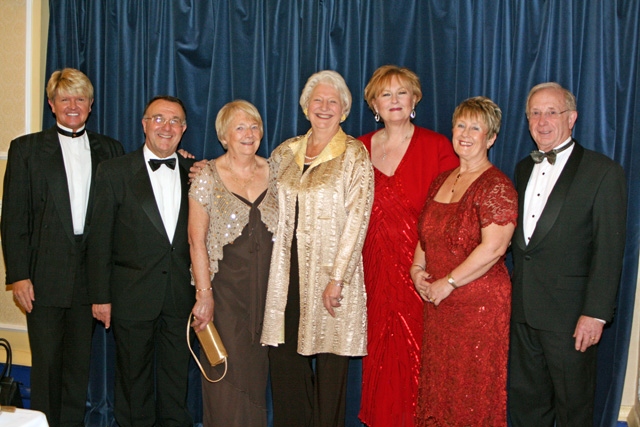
top-left (226, 156), bottom-right (257, 189)
top-left (451, 162), bottom-right (490, 194)
top-left (450, 172), bottom-right (461, 193)
top-left (381, 127), bottom-right (413, 161)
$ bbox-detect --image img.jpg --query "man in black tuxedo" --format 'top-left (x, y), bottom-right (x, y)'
top-left (1, 68), bottom-right (124, 426)
top-left (87, 95), bottom-right (204, 427)
top-left (509, 82), bottom-right (627, 427)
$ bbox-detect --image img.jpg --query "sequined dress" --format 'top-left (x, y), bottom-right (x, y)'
top-left (189, 161), bottom-right (277, 427)
top-left (415, 167), bottom-right (517, 427)
top-left (358, 127), bottom-right (458, 427)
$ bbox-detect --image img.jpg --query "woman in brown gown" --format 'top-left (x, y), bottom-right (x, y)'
top-left (189, 100), bottom-right (277, 427)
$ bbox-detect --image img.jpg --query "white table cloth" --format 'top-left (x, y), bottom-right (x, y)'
top-left (0, 408), bottom-right (48, 427)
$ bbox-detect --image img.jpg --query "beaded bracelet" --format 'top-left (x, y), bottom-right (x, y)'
top-left (196, 287), bottom-right (213, 292)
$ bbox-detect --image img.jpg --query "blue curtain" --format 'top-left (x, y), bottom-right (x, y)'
top-left (45, 1), bottom-right (640, 426)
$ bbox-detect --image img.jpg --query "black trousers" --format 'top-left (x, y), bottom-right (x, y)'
top-left (27, 302), bottom-right (94, 427)
top-left (269, 234), bottom-right (349, 427)
top-left (111, 310), bottom-right (192, 427)
top-left (508, 322), bottom-right (597, 427)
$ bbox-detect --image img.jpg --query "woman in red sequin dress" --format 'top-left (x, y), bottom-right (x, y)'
top-left (411, 97), bottom-right (517, 426)
top-left (358, 66), bottom-right (458, 427)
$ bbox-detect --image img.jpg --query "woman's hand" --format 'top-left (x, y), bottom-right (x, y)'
top-left (191, 289), bottom-right (214, 332)
top-left (424, 277), bottom-right (455, 307)
top-left (410, 264), bottom-right (432, 302)
top-left (322, 280), bottom-right (343, 317)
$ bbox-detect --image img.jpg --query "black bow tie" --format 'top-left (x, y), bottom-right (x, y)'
top-left (57, 126), bottom-right (86, 138)
top-left (148, 158), bottom-right (176, 171)
top-left (530, 141), bottom-right (574, 165)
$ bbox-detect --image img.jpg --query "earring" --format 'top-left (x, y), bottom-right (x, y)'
top-left (340, 114), bottom-right (347, 123)
top-left (410, 108), bottom-right (416, 119)
top-left (303, 109), bottom-right (309, 121)
top-left (374, 111), bottom-right (380, 122)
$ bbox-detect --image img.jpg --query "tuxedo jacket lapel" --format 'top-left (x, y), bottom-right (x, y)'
top-left (84, 132), bottom-right (116, 240)
top-left (129, 149), bottom-right (169, 241)
top-left (526, 142), bottom-right (584, 250)
top-left (40, 129), bottom-right (76, 244)
top-left (513, 159), bottom-right (534, 251)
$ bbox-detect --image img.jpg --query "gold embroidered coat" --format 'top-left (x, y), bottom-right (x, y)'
top-left (261, 128), bottom-right (374, 356)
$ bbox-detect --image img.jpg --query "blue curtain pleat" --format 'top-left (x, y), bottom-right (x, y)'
top-left (44, 1), bottom-right (640, 426)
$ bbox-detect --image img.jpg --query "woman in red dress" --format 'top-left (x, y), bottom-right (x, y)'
top-left (358, 65), bottom-right (458, 427)
top-left (411, 97), bottom-right (517, 426)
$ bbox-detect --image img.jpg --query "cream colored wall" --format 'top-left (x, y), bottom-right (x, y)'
top-left (626, 264), bottom-right (640, 425)
top-left (0, 0), bottom-right (48, 366)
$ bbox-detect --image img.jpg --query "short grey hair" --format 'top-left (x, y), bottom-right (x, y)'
top-left (526, 82), bottom-right (577, 116)
top-left (299, 70), bottom-right (352, 118)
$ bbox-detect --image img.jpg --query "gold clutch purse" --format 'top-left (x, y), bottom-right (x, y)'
top-left (187, 315), bottom-right (227, 382)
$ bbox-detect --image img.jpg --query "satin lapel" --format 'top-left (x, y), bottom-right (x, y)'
top-left (174, 159), bottom-right (191, 245)
top-left (526, 143), bottom-right (584, 250)
top-left (130, 148), bottom-right (169, 241)
top-left (40, 128), bottom-right (76, 243)
top-left (513, 159), bottom-right (534, 251)
top-left (85, 133), bottom-right (110, 234)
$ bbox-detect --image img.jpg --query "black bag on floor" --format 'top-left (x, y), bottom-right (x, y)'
top-left (0, 337), bottom-right (24, 408)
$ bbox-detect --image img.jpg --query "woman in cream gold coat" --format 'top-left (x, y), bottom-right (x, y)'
top-left (261, 70), bottom-right (374, 427)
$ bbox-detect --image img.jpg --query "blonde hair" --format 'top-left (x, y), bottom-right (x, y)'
top-left (452, 96), bottom-right (502, 139)
top-left (363, 65), bottom-right (422, 112)
top-left (215, 100), bottom-right (264, 149)
top-left (46, 68), bottom-right (94, 101)
top-left (299, 70), bottom-right (352, 118)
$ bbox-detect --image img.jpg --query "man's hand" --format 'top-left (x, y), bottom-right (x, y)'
top-left (573, 315), bottom-right (604, 352)
top-left (189, 159), bottom-right (208, 183)
top-left (177, 148), bottom-right (195, 159)
top-left (12, 279), bottom-right (35, 313)
top-left (92, 303), bottom-right (112, 329)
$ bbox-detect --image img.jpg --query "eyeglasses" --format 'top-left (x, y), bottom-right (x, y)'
top-left (527, 109), bottom-right (570, 121)
top-left (144, 115), bottom-right (186, 127)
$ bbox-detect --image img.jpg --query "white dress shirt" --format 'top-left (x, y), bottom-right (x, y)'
top-left (143, 145), bottom-right (181, 242)
top-left (58, 123), bottom-right (92, 235)
top-left (522, 137), bottom-right (574, 244)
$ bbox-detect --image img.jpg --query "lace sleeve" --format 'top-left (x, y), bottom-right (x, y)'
top-left (476, 169), bottom-right (518, 229)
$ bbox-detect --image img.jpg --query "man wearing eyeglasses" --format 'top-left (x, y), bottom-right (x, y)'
top-left (508, 82), bottom-right (627, 427)
top-left (1, 68), bottom-right (124, 426)
top-left (87, 95), bottom-right (200, 427)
